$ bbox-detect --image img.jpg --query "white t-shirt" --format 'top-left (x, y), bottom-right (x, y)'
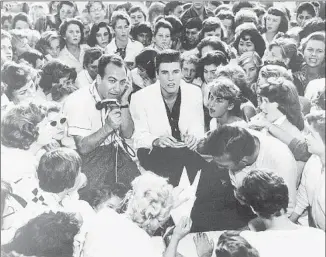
top-left (229, 129), bottom-right (298, 214)
top-left (83, 208), bottom-right (162, 257)
top-left (241, 227), bottom-right (325, 257)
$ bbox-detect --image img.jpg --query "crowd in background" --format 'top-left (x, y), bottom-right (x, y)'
top-left (1, 1), bottom-right (325, 257)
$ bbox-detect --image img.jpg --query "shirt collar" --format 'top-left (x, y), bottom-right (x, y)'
top-left (273, 115), bottom-right (287, 126)
top-left (89, 81), bottom-right (102, 103)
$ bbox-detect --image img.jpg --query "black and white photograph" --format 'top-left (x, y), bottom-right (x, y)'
top-left (0, 1), bottom-right (325, 256)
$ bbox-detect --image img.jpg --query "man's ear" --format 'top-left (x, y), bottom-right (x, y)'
top-left (227, 102), bottom-right (235, 111)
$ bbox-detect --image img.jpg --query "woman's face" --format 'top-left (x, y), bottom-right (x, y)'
top-left (304, 122), bottom-right (324, 155)
top-left (297, 10), bottom-right (313, 27)
top-left (46, 38), bottom-right (60, 58)
top-left (238, 36), bottom-right (255, 55)
top-left (48, 111), bottom-right (67, 141)
top-left (303, 39), bottom-right (325, 68)
top-left (2, 19), bottom-right (11, 31)
top-left (15, 20), bottom-right (29, 30)
top-left (65, 24), bottom-right (81, 45)
top-left (12, 79), bottom-right (36, 104)
top-left (203, 28), bottom-right (222, 40)
top-left (96, 27), bottom-right (110, 48)
top-left (203, 64), bottom-right (217, 84)
top-left (87, 58), bottom-right (100, 80)
top-left (154, 27), bottom-right (171, 50)
top-left (221, 18), bottom-right (233, 35)
top-left (137, 65), bottom-right (148, 79)
top-left (242, 61), bottom-right (259, 84)
top-left (59, 4), bottom-right (74, 21)
top-left (258, 95), bottom-right (279, 122)
top-left (130, 10), bottom-right (145, 26)
top-left (114, 19), bottom-right (130, 42)
top-left (207, 93), bottom-right (231, 118)
top-left (182, 61), bottom-right (197, 83)
top-left (266, 14), bottom-right (281, 33)
top-left (136, 32), bottom-right (152, 47)
top-left (89, 2), bottom-right (106, 24)
top-left (1, 38), bottom-right (13, 64)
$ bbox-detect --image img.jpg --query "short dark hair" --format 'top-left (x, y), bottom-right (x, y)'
top-left (1, 101), bottom-right (46, 150)
top-left (37, 148), bottom-right (82, 193)
top-left (299, 17), bottom-right (325, 41)
top-left (58, 1), bottom-right (76, 13)
top-left (216, 9), bottom-right (235, 30)
top-left (87, 21), bottom-right (112, 47)
top-left (201, 16), bottom-right (226, 39)
top-left (233, 28), bottom-right (266, 57)
top-left (12, 12), bottom-right (31, 29)
top-left (216, 231), bottom-right (260, 257)
top-left (39, 60), bottom-right (77, 94)
top-left (198, 125), bottom-right (256, 164)
top-left (111, 10), bottom-right (131, 29)
top-left (128, 5), bottom-right (147, 20)
top-left (214, 4), bottom-right (231, 16)
top-left (18, 50), bottom-right (44, 68)
top-left (197, 36), bottom-right (230, 59)
top-left (232, 1), bottom-right (255, 15)
top-left (164, 1), bottom-right (183, 15)
top-left (184, 17), bottom-right (202, 30)
top-left (153, 19), bottom-right (173, 36)
top-left (296, 2), bottom-right (316, 17)
top-left (83, 47), bottom-right (103, 68)
top-left (135, 48), bottom-right (158, 79)
top-left (155, 49), bottom-right (180, 71)
top-left (237, 169), bottom-right (289, 218)
top-left (164, 15), bottom-right (183, 36)
top-left (2, 211), bottom-right (80, 257)
top-left (198, 50), bottom-right (228, 81)
top-left (98, 54), bottom-right (127, 78)
top-left (59, 18), bottom-right (84, 49)
top-left (130, 22), bottom-right (153, 40)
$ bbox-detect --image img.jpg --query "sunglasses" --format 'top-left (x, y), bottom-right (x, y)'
top-left (50, 117), bottom-right (67, 127)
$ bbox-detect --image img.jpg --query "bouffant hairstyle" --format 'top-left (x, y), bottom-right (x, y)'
top-left (258, 64), bottom-right (293, 82)
top-left (258, 77), bottom-right (304, 131)
top-left (200, 16), bottom-right (226, 39)
top-left (216, 9), bottom-right (235, 30)
top-left (296, 2), bottom-right (316, 18)
top-left (197, 36), bottom-right (231, 60)
top-left (18, 49), bottom-right (44, 69)
top-left (37, 148), bottom-right (81, 193)
top-left (130, 22), bottom-right (153, 40)
top-left (59, 18), bottom-right (84, 49)
top-left (237, 169), bottom-right (289, 218)
top-left (12, 12), bottom-right (32, 29)
top-left (232, 1), bottom-right (255, 15)
top-left (39, 60), bottom-right (77, 95)
top-left (234, 8), bottom-right (258, 29)
top-left (299, 17), bottom-right (325, 41)
top-left (111, 10), bottom-right (131, 29)
top-left (1, 101), bottom-right (47, 150)
top-left (238, 51), bottom-right (262, 70)
top-left (35, 30), bottom-right (60, 56)
top-left (1, 62), bottom-right (33, 100)
top-left (125, 173), bottom-right (174, 235)
top-left (264, 7), bottom-right (289, 33)
top-left (87, 21), bottom-right (112, 47)
top-left (306, 110), bottom-right (325, 144)
top-left (128, 4), bottom-right (147, 21)
top-left (233, 27), bottom-right (266, 57)
top-left (153, 19), bottom-right (173, 36)
top-left (83, 47), bottom-right (103, 68)
top-left (300, 31), bottom-right (325, 52)
top-left (155, 49), bottom-right (180, 72)
top-left (2, 211), bottom-right (80, 257)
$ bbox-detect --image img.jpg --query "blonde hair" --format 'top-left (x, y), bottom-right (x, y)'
top-left (238, 51), bottom-right (262, 69)
top-left (125, 173), bottom-right (174, 235)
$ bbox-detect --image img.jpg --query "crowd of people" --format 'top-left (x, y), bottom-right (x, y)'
top-left (1, 1), bottom-right (325, 257)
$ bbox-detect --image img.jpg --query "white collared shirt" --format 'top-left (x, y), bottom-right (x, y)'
top-left (75, 69), bottom-right (94, 89)
top-left (58, 44), bottom-right (89, 73)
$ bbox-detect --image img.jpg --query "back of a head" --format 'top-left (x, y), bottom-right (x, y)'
top-left (232, 1), bottom-right (255, 15)
top-left (216, 231), bottom-right (260, 257)
top-left (2, 211), bottom-right (80, 257)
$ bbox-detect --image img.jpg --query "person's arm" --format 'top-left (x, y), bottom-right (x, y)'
top-left (119, 81), bottom-right (134, 139)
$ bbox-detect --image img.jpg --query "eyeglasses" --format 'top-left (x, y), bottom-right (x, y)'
top-left (50, 117), bottom-right (67, 127)
top-left (90, 7), bottom-right (103, 13)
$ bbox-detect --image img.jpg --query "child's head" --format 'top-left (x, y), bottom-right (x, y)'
top-left (80, 183), bottom-right (128, 212)
top-left (37, 148), bottom-right (86, 195)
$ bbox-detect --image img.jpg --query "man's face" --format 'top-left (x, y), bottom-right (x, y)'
top-left (59, 4), bottom-right (74, 21)
top-left (114, 19), bottom-right (130, 41)
top-left (96, 63), bottom-right (127, 100)
top-left (136, 32), bottom-right (152, 46)
top-left (130, 10), bottom-right (145, 26)
top-left (158, 62), bottom-right (182, 96)
top-left (1, 38), bottom-right (13, 64)
top-left (213, 154), bottom-right (248, 172)
top-left (193, 2), bottom-right (204, 10)
top-left (185, 28), bottom-right (200, 46)
top-left (89, 2), bottom-right (106, 24)
top-left (87, 58), bottom-right (100, 80)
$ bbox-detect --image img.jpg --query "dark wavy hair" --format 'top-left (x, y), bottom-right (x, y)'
top-left (237, 169), bottom-right (289, 219)
top-left (130, 21), bottom-right (153, 40)
top-left (87, 21), bottom-right (112, 47)
top-left (35, 30), bottom-right (60, 56)
top-left (12, 12), bottom-right (32, 29)
top-left (259, 78), bottom-right (304, 131)
top-left (233, 28), bottom-right (266, 58)
top-left (264, 7), bottom-right (289, 33)
top-left (135, 48), bottom-right (158, 80)
top-left (2, 211), bottom-right (80, 257)
top-left (39, 60), bottom-right (77, 95)
top-left (1, 101), bottom-right (47, 150)
top-left (59, 18), bottom-right (84, 49)
top-left (197, 36), bottom-right (231, 59)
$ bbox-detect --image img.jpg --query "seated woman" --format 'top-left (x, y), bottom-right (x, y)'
top-left (207, 77), bottom-right (248, 132)
top-left (58, 18), bottom-right (89, 73)
top-left (289, 111), bottom-right (325, 231)
top-left (215, 64), bottom-right (257, 122)
top-left (83, 173), bottom-right (192, 257)
top-left (238, 51), bottom-right (262, 94)
top-left (35, 30), bottom-right (61, 61)
top-left (151, 19), bottom-right (173, 52)
top-left (236, 169), bottom-right (325, 257)
top-left (2, 211), bottom-right (81, 257)
top-left (75, 47), bottom-right (103, 89)
top-left (38, 60), bottom-right (77, 100)
top-left (294, 31), bottom-right (325, 95)
top-left (1, 62), bottom-right (39, 104)
top-left (131, 48), bottom-right (158, 93)
top-left (233, 25), bottom-right (266, 58)
top-left (87, 21), bottom-right (112, 52)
